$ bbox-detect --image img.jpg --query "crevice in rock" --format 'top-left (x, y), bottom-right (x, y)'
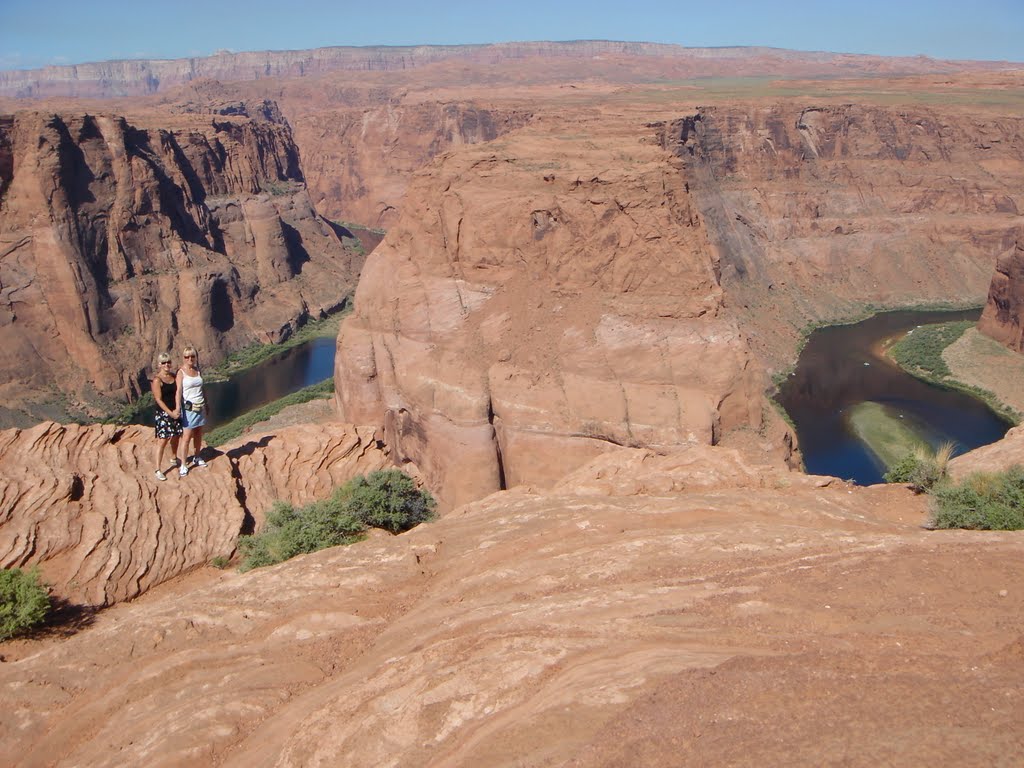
top-left (68, 474), bottom-right (85, 502)
top-left (232, 460), bottom-right (256, 536)
top-left (488, 398), bottom-right (507, 491)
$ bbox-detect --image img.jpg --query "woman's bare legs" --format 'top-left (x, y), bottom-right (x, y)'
top-left (178, 428), bottom-right (193, 471)
top-left (189, 427), bottom-right (204, 464)
top-left (155, 437), bottom-right (170, 470)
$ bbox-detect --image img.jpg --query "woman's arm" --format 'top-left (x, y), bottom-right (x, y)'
top-left (175, 369), bottom-right (184, 414)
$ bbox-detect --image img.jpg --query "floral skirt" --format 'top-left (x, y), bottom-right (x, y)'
top-left (155, 409), bottom-right (183, 440)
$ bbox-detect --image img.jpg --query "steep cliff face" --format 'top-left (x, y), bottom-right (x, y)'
top-left (335, 115), bottom-right (771, 508)
top-left (164, 78), bottom-right (534, 234)
top-left (0, 101), bottom-right (363, 424)
top-left (293, 101), bottom-right (532, 229)
top-left (658, 105), bottom-right (1024, 364)
top-left (978, 227), bottom-right (1024, 352)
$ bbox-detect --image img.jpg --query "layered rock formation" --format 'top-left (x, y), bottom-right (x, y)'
top-left (978, 226), bottom-right (1024, 352)
top-left (335, 99), bottom-right (1024, 507)
top-left (335, 114), bottom-right (771, 508)
top-left (162, 77), bottom-right (534, 229)
top-left (3, 41), bottom-right (1015, 99)
top-left (3, 440), bottom-right (1022, 766)
top-left (0, 100), bottom-right (363, 424)
top-left (293, 101), bottom-right (532, 228)
top-left (658, 105), bottom-right (1024, 364)
top-left (0, 420), bottom-right (389, 607)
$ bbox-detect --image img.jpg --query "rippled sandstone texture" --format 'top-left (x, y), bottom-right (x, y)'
top-left (978, 226), bottom-right (1024, 352)
top-left (0, 420), bottom-right (389, 607)
top-left (0, 100), bottom-right (363, 425)
top-left (2, 438), bottom-right (1023, 767)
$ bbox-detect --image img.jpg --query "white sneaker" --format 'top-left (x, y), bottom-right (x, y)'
top-left (190, 456), bottom-right (208, 468)
top-left (179, 465), bottom-right (189, 477)
top-left (154, 470), bottom-right (167, 482)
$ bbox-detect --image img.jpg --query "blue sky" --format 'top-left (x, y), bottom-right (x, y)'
top-left (1, 0), bottom-right (1021, 70)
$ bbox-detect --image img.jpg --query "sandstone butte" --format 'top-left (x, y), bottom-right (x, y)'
top-left (1, 43), bottom-right (1023, 766)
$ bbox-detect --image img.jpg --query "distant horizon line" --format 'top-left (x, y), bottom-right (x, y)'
top-left (4, 39), bottom-right (1020, 73)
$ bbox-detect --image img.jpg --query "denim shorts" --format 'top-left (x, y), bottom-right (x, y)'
top-left (182, 408), bottom-right (206, 429)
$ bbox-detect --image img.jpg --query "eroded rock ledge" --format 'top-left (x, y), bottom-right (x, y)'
top-left (0, 420), bottom-right (389, 607)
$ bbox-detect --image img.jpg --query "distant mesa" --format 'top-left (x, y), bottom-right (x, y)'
top-left (0, 40), bottom-right (1019, 99)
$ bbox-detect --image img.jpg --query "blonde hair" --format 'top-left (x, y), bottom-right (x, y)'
top-left (156, 352), bottom-right (172, 365)
top-left (182, 347), bottom-right (198, 361)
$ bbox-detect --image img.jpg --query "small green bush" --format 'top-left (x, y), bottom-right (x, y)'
top-left (335, 469), bottom-right (436, 534)
top-left (238, 469), bottom-right (435, 571)
top-left (0, 568), bottom-right (50, 641)
top-left (884, 442), bottom-right (955, 493)
top-left (929, 465), bottom-right (1024, 530)
top-left (238, 499), bottom-right (366, 571)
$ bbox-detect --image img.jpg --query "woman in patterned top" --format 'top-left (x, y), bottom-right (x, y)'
top-left (151, 352), bottom-right (182, 481)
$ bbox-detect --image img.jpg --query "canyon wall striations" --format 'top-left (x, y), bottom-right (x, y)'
top-left (0, 100), bottom-right (363, 424)
top-left (335, 114), bottom-right (772, 508)
top-left (659, 104), bottom-right (1024, 364)
top-left (337, 101), bottom-right (1024, 507)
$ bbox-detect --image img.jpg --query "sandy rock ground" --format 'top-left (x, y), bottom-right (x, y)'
top-left (2, 439), bottom-right (1022, 767)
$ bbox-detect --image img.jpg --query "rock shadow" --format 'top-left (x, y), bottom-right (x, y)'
top-left (34, 596), bottom-right (99, 640)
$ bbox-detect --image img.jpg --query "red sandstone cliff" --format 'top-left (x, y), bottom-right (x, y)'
top-left (978, 226), bottom-right (1024, 352)
top-left (658, 105), bottom-right (1024, 364)
top-left (335, 113), bottom-right (771, 508)
top-left (0, 100), bottom-right (363, 425)
top-left (335, 100), bottom-right (1024, 507)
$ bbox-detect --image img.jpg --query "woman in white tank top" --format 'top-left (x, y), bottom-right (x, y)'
top-left (175, 346), bottom-right (208, 476)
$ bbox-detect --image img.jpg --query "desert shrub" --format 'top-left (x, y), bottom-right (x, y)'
top-left (237, 470), bottom-right (434, 571)
top-left (238, 499), bottom-right (366, 572)
top-left (333, 469), bottom-right (437, 533)
top-left (884, 442), bottom-right (955, 493)
top-left (929, 465), bottom-right (1024, 530)
top-left (0, 568), bottom-right (50, 641)
top-left (889, 321), bottom-right (973, 380)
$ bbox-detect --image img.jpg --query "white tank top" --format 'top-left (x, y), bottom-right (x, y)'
top-left (181, 371), bottom-right (205, 404)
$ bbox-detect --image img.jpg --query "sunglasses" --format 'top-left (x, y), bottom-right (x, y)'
top-left (160, 361), bottom-right (172, 365)
top-left (184, 354), bottom-right (196, 359)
